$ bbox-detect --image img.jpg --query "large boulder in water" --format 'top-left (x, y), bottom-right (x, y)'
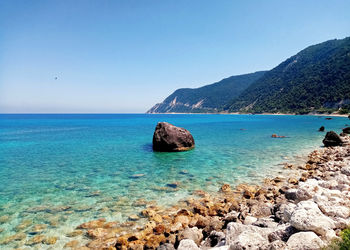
top-left (342, 127), bottom-right (350, 134)
top-left (322, 131), bottom-right (343, 147)
top-left (153, 122), bottom-right (195, 152)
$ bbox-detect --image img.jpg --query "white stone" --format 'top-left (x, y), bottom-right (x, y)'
top-left (210, 246), bottom-right (229, 250)
top-left (286, 232), bottom-right (325, 250)
top-left (341, 166), bottom-right (350, 176)
top-left (229, 231), bottom-right (268, 250)
top-left (289, 200), bottom-right (335, 236)
top-left (313, 194), bottom-right (350, 218)
top-left (244, 216), bottom-right (257, 225)
top-left (281, 203), bottom-right (296, 223)
top-left (178, 227), bottom-right (203, 245)
top-left (225, 222), bottom-right (272, 248)
top-left (266, 240), bottom-right (286, 250)
top-left (178, 239), bottom-right (199, 250)
top-left (335, 173), bottom-right (350, 185)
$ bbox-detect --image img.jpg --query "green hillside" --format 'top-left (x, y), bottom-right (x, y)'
top-left (147, 71), bottom-right (266, 113)
top-left (226, 37), bottom-right (350, 114)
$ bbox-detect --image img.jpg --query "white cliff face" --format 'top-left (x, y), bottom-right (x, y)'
top-left (170, 97), bottom-right (177, 107)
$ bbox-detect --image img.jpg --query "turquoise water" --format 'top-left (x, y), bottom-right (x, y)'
top-left (0, 114), bottom-right (348, 248)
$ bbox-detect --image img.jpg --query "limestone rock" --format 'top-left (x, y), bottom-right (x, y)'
top-left (178, 227), bottom-right (203, 246)
top-left (225, 222), bottom-right (272, 248)
top-left (77, 218), bottom-right (106, 229)
top-left (229, 231), bottom-right (268, 250)
top-left (177, 239), bottom-right (199, 250)
top-left (200, 230), bottom-right (226, 248)
top-left (280, 203), bottom-right (296, 223)
top-left (157, 243), bottom-right (176, 250)
top-left (267, 240), bottom-right (287, 250)
top-left (289, 200), bottom-right (335, 236)
top-left (341, 166), bottom-right (350, 176)
top-left (286, 232), bottom-right (325, 250)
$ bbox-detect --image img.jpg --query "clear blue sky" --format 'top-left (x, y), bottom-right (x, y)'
top-left (1, 0), bottom-right (349, 113)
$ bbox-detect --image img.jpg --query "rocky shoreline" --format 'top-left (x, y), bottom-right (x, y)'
top-left (66, 133), bottom-right (350, 250)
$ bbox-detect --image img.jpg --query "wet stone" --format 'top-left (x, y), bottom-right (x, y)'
top-left (64, 240), bottom-right (79, 248)
top-left (74, 205), bottom-right (93, 212)
top-left (133, 198), bottom-right (148, 207)
top-left (66, 230), bottom-right (84, 237)
top-left (0, 233), bottom-right (26, 245)
top-left (128, 214), bottom-right (140, 221)
top-left (0, 215), bottom-right (9, 224)
top-left (15, 220), bottom-right (32, 231)
top-left (220, 184), bottom-right (231, 192)
top-left (25, 235), bottom-right (45, 246)
top-left (86, 191), bottom-right (101, 197)
top-left (43, 236), bottom-right (58, 245)
top-left (28, 224), bottom-right (47, 234)
top-left (77, 218), bottom-right (106, 229)
top-left (131, 174), bottom-right (145, 178)
top-left (166, 183), bottom-right (179, 189)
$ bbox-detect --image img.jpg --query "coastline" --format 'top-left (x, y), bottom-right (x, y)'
top-left (146, 112), bottom-right (349, 117)
top-left (71, 134), bottom-right (350, 249)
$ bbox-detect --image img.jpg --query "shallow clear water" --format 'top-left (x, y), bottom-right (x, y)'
top-left (0, 114), bottom-right (348, 248)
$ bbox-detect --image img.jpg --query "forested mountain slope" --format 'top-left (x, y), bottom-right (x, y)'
top-left (226, 37), bottom-right (350, 114)
top-left (147, 71), bottom-right (266, 113)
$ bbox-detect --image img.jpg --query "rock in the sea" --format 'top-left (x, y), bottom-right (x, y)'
top-left (318, 126), bottom-right (325, 132)
top-left (286, 232), bottom-right (325, 249)
top-left (343, 127), bottom-right (350, 134)
top-left (322, 131), bottom-right (343, 147)
top-left (152, 122), bottom-right (195, 152)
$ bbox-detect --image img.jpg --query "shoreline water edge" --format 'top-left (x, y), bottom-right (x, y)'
top-left (65, 133), bottom-right (350, 249)
top-left (1, 122), bottom-right (350, 250)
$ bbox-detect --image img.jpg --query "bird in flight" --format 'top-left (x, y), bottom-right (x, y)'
top-left (54, 76), bottom-right (58, 80)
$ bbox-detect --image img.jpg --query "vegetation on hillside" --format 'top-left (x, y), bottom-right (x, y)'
top-left (324, 227), bottom-right (350, 250)
top-left (146, 71), bottom-right (266, 113)
top-left (226, 37), bottom-right (350, 114)
top-left (147, 37), bottom-right (350, 114)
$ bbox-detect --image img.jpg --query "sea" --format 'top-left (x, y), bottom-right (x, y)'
top-left (0, 114), bottom-right (348, 249)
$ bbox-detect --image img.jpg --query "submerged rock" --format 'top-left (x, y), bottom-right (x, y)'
top-left (322, 131), bottom-right (343, 147)
top-left (77, 218), bottom-right (106, 229)
top-left (152, 122), bottom-right (195, 152)
top-left (319, 126), bottom-right (325, 132)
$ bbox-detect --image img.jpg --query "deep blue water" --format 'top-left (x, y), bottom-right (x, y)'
top-left (0, 114), bottom-right (348, 248)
